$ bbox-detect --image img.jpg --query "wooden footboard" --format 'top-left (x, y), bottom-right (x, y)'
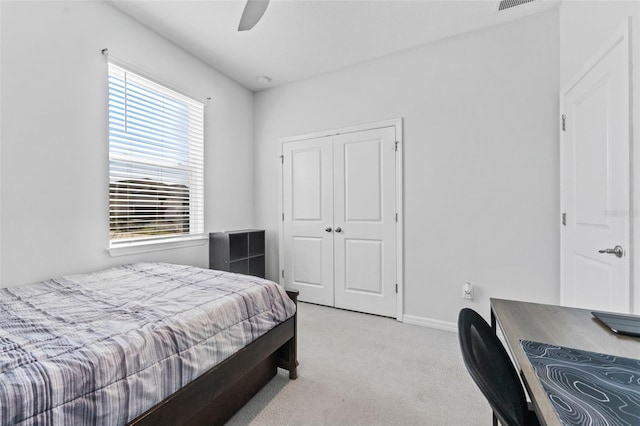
top-left (129, 289), bottom-right (299, 426)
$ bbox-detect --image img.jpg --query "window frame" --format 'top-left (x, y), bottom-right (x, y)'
top-left (106, 62), bottom-right (206, 256)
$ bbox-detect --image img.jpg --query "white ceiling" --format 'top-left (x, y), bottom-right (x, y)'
top-left (109, 0), bottom-right (560, 91)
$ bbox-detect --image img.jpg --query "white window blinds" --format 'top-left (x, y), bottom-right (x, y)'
top-left (108, 63), bottom-right (204, 245)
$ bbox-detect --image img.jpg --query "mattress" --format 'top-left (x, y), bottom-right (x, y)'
top-left (0, 262), bottom-right (296, 425)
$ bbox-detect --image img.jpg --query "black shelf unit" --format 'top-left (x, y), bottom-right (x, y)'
top-left (209, 230), bottom-right (265, 278)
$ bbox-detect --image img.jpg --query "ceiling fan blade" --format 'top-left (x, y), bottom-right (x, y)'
top-left (238, 0), bottom-right (270, 31)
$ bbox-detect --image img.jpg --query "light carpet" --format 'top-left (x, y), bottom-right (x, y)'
top-left (226, 302), bottom-right (491, 425)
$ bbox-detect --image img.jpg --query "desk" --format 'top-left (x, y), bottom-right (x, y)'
top-left (490, 298), bottom-right (640, 426)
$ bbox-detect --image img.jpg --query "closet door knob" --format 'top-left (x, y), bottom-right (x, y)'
top-left (325, 227), bottom-right (332, 232)
top-left (335, 227), bottom-right (342, 233)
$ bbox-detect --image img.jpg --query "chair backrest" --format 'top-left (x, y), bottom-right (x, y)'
top-left (458, 308), bottom-right (529, 426)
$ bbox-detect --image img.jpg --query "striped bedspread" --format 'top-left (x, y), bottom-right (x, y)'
top-left (0, 262), bottom-right (296, 425)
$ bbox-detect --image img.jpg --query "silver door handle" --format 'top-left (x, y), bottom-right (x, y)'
top-left (335, 227), bottom-right (342, 233)
top-left (325, 227), bottom-right (332, 232)
top-left (598, 245), bottom-right (624, 258)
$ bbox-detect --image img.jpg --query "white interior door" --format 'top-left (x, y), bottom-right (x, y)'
top-left (281, 122), bottom-right (400, 318)
top-left (562, 27), bottom-right (630, 313)
top-left (282, 137), bottom-right (334, 306)
top-left (333, 127), bottom-right (397, 317)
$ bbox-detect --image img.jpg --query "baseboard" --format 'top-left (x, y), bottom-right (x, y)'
top-left (403, 314), bottom-right (457, 333)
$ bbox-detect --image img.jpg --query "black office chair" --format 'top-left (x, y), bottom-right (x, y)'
top-left (458, 308), bottom-right (539, 426)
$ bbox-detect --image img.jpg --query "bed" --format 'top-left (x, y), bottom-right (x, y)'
top-left (0, 262), bottom-right (298, 425)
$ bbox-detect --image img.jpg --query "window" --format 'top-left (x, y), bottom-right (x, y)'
top-left (108, 63), bottom-right (204, 248)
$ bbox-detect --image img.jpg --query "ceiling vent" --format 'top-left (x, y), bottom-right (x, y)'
top-left (497, 0), bottom-right (536, 11)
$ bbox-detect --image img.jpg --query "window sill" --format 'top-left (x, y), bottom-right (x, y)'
top-left (107, 235), bottom-right (207, 257)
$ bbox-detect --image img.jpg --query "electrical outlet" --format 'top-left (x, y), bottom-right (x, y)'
top-left (463, 282), bottom-right (474, 300)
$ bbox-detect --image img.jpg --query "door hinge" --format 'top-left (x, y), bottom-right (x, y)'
top-left (395, 213), bottom-right (398, 222)
top-left (562, 213), bottom-right (566, 226)
top-left (561, 114), bottom-right (566, 132)
top-left (394, 141), bottom-right (399, 152)
top-left (395, 283), bottom-right (398, 293)
top-left (282, 213), bottom-right (285, 221)
top-left (281, 270), bottom-right (285, 278)
top-left (280, 155), bottom-right (284, 164)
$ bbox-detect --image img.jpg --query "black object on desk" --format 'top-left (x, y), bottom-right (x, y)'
top-left (592, 311), bottom-right (640, 338)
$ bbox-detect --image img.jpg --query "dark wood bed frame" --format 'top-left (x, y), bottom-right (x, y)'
top-left (128, 290), bottom-right (298, 426)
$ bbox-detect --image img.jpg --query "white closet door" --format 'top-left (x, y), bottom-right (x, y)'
top-left (333, 127), bottom-right (397, 317)
top-left (282, 137), bottom-right (334, 306)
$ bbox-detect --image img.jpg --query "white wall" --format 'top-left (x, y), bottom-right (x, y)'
top-left (0, 2), bottom-right (567, 326)
top-left (0, 1), bottom-right (255, 286)
top-left (254, 10), bottom-right (560, 324)
top-left (559, 0), bottom-right (640, 312)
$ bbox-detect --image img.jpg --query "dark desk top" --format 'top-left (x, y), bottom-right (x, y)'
top-left (490, 298), bottom-right (640, 426)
